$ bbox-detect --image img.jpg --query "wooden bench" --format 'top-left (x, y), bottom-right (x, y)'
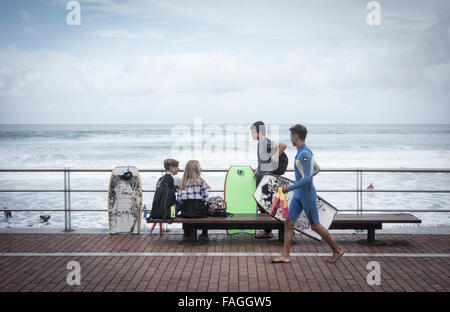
top-left (147, 213), bottom-right (285, 243)
top-left (330, 213), bottom-right (422, 245)
top-left (146, 212), bottom-right (421, 245)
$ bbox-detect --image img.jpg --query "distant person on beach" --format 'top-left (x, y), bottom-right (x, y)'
top-left (250, 121), bottom-right (288, 239)
top-left (272, 124), bottom-right (344, 264)
top-left (177, 160), bottom-right (210, 241)
top-left (4, 209), bottom-right (11, 218)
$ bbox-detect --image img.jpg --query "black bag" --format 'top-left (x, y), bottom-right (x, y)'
top-left (259, 139), bottom-right (289, 176)
top-left (180, 199), bottom-right (208, 218)
top-left (272, 152), bottom-right (288, 175)
top-left (150, 174), bottom-right (176, 219)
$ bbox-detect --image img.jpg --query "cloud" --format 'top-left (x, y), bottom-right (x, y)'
top-left (17, 9), bottom-right (37, 35)
top-left (0, 66), bottom-right (40, 98)
top-left (173, 37), bottom-right (194, 43)
top-left (19, 10), bottom-right (32, 23)
top-left (2, 1), bottom-right (450, 123)
top-left (50, 0), bottom-right (157, 19)
top-left (92, 29), bottom-right (163, 39)
top-left (1, 35), bottom-right (449, 102)
top-left (0, 47), bottom-right (253, 98)
top-left (384, 16), bottom-right (431, 30)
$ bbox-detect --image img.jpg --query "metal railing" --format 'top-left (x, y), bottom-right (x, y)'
top-left (0, 167), bottom-right (449, 232)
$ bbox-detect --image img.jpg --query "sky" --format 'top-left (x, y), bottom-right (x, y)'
top-left (0, 0), bottom-right (449, 124)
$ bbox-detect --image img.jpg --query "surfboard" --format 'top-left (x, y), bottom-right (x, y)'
top-left (107, 166), bottom-right (143, 234)
top-left (224, 166), bottom-right (257, 235)
top-left (253, 174), bottom-right (338, 241)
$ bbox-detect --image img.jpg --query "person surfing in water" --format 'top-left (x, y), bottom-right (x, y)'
top-left (272, 124), bottom-right (344, 264)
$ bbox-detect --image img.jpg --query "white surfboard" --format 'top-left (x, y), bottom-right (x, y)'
top-left (253, 174), bottom-right (338, 241)
top-left (108, 166), bottom-right (143, 234)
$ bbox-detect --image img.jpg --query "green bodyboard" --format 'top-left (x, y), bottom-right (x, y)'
top-left (224, 166), bottom-right (257, 235)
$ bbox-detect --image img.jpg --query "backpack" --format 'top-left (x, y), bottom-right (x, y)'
top-left (207, 196), bottom-right (232, 217)
top-left (273, 152), bottom-right (288, 175)
top-left (150, 174), bottom-right (176, 219)
top-left (258, 138), bottom-right (289, 176)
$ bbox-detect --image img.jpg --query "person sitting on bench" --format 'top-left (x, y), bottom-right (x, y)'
top-left (177, 160), bottom-right (210, 241)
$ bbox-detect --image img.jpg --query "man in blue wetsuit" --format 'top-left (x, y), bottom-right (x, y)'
top-left (272, 124), bottom-right (344, 264)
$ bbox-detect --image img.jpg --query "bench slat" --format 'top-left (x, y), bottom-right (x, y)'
top-left (149, 213), bottom-right (280, 224)
top-left (333, 213), bottom-right (421, 224)
top-left (147, 212), bottom-right (421, 224)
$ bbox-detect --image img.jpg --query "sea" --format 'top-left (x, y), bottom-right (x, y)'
top-left (0, 123), bottom-right (449, 230)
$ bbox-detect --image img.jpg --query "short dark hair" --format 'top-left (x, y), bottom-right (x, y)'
top-left (250, 121), bottom-right (266, 136)
top-left (163, 158), bottom-right (179, 171)
top-left (289, 124), bottom-right (307, 141)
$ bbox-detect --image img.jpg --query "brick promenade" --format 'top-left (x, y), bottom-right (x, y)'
top-left (0, 232), bottom-right (448, 292)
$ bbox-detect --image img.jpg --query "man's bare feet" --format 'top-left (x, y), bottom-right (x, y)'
top-left (272, 256), bottom-right (291, 263)
top-left (327, 249), bottom-right (344, 263)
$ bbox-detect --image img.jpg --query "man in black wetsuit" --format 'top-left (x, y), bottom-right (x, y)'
top-left (250, 121), bottom-right (288, 239)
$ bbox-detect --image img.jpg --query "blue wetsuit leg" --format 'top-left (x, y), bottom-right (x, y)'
top-left (288, 196), bottom-right (304, 221)
top-left (300, 187), bottom-right (319, 225)
top-left (288, 193), bottom-right (319, 225)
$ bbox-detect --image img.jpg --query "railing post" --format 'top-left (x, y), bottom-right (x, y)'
top-left (356, 170), bottom-right (360, 212)
top-left (67, 167), bottom-right (72, 232)
top-left (356, 169), bottom-right (363, 214)
top-left (63, 167), bottom-right (73, 232)
top-left (64, 167), bottom-right (68, 232)
top-left (359, 170), bottom-right (363, 213)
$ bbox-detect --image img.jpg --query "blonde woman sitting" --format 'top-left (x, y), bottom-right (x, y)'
top-left (177, 160), bottom-right (210, 241)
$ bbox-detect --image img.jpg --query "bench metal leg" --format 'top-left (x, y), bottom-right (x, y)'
top-left (357, 224), bottom-right (386, 246)
top-left (367, 228), bottom-right (375, 243)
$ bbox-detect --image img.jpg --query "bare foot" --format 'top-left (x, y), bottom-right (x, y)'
top-left (327, 249), bottom-right (344, 264)
top-left (272, 256), bottom-right (291, 263)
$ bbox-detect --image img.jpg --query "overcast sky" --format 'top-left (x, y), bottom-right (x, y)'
top-left (0, 0), bottom-right (449, 124)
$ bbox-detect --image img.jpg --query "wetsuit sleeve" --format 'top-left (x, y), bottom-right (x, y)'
top-left (287, 150), bottom-right (313, 192)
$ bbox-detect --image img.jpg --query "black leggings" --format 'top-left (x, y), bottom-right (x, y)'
top-left (256, 173), bottom-right (275, 234)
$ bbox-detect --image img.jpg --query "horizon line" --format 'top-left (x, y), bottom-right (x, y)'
top-left (1, 122), bottom-right (449, 126)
